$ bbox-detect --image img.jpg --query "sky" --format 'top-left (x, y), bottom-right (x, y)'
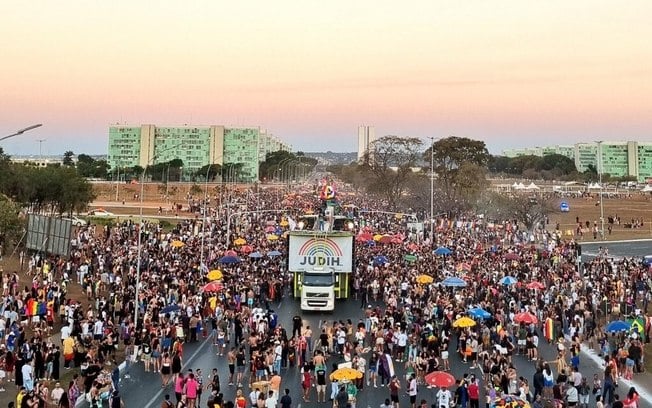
top-left (1, 0), bottom-right (651, 156)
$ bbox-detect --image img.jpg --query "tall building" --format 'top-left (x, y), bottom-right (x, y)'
top-left (357, 125), bottom-right (376, 162)
top-left (108, 124), bottom-right (290, 183)
top-left (503, 141), bottom-right (652, 182)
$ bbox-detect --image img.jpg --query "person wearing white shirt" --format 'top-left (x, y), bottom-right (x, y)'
top-left (436, 387), bottom-right (452, 408)
top-left (93, 319), bottom-right (104, 340)
top-left (60, 325), bottom-right (71, 341)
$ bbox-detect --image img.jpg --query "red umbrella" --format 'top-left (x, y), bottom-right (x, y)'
top-left (240, 245), bottom-right (253, 254)
top-left (379, 235), bottom-right (393, 244)
top-left (224, 250), bottom-right (238, 257)
top-left (513, 312), bottom-right (538, 325)
top-left (424, 371), bottom-right (456, 388)
top-left (356, 233), bottom-right (373, 242)
top-left (202, 282), bottom-right (224, 292)
top-left (526, 281), bottom-right (545, 290)
top-left (408, 243), bottom-right (419, 251)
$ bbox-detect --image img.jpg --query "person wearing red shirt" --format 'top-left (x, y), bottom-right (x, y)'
top-left (468, 376), bottom-right (480, 408)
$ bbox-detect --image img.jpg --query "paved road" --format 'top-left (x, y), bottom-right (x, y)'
top-left (581, 239), bottom-right (652, 261)
top-left (117, 296), bottom-right (652, 408)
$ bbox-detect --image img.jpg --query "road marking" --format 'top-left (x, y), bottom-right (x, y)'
top-left (143, 336), bottom-right (212, 408)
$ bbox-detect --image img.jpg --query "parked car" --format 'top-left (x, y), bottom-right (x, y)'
top-left (64, 216), bottom-right (88, 227)
top-left (88, 209), bottom-right (114, 217)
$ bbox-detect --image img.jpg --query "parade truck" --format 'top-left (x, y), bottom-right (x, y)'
top-left (288, 230), bottom-right (354, 311)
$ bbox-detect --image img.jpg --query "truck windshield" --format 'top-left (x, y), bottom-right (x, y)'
top-left (303, 273), bottom-right (334, 286)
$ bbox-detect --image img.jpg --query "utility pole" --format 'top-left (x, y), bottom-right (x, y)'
top-left (36, 139), bottom-right (46, 162)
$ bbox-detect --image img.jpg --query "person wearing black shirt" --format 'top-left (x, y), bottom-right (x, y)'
top-left (292, 316), bottom-right (302, 338)
top-left (279, 389), bottom-right (292, 408)
top-left (315, 366), bottom-right (327, 402)
top-left (335, 386), bottom-right (348, 408)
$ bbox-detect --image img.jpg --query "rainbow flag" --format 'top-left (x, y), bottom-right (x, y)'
top-left (544, 317), bottom-right (555, 342)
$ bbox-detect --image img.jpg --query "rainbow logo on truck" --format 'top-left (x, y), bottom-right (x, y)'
top-left (297, 238), bottom-right (344, 267)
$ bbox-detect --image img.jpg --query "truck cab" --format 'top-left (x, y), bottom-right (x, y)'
top-left (299, 268), bottom-right (335, 311)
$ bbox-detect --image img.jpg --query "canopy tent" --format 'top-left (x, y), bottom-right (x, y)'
top-left (526, 182), bottom-right (540, 190)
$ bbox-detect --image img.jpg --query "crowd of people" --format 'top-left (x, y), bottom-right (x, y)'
top-left (0, 181), bottom-right (649, 408)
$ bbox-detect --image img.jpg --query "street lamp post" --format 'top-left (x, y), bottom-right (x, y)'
top-left (199, 164), bottom-right (213, 272)
top-left (429, 137), bottom-right (435, 244)
top-left (0, 124), bottom-right (43, 142)
top-left (134, 142), bottom-right (183, 328)
top-left (226, 209), bottom-right (290, 248)
top-left (597, 141), bottom-right (605, 238)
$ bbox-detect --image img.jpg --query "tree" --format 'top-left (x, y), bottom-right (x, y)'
top-left (0, 196), bottom-right (22, 255)
top-left (480, 191), bottom-right (555, 232)
top-left (195, 164), bottom-right (222, 181)
top-left (364, 135), bottom-right (424, 210)
top-left (62, 151), bottom-right (75, 166)
top-left (427, 136), bottom-right (489, 211)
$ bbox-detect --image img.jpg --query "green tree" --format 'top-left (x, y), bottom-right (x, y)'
top-left (364, 135), bottom-right (424, 210)
top-left (62, 151), bottom-right (75, 166)
top-left (0, 196), bottom-right (22, 255)
top-left (480, 191), bottom-right (555, 232)
top-left (196, 164), bottom-right (222, 181)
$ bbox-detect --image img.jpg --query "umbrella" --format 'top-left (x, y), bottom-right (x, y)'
top-left (526, 281), bottom-right (545, 290)
top-left (329, 367), bottom-right (363, 382)
top-left (264, 225), bottom-right (276, 233)
top-left (493, 395), bottom-right (531, 408)
top-left (249, 251), bottom-right (263, 259)
top-left (468, 307), bottom-right (491, 320)
top-left (453, 316), bottom-right (477, 328)
top-left (373, 234), bottom-right (383, 242)
top-left (266, 234), bottom-right (279, 241)
top-left (373, 255), bottom-right (389, 267)
top-left (219, 255), bottom-right (241, 264)
top-left (161, 304), bottom-right (181, 314)
top-left (456, 262), bottom-right (472, 272)
top-left (379, 235), bottom-right (393, 244)
top-left (513, 312), bottom-right (538, 325)
top-left (403, 254), bottom-right (417, 263)
top-left (356, 232), bottom-right (373, 242)
top-left (504, 253), bottom-right (521, 261)
top-left (416, 274), bottom-right (434, 285)
top-left (206, 270), bottom-right (223, 281)
top-left (407, 243), bottom-right (419, 251)
top-left (233, 237), bottom-right (247, 246)
top-left (170, 240), bottom-right (185, 248)
top-left (424, 371), bottom-right (456, 388)
top-left (605, 320), bottom-right (631, 332)
top-left (434, 247), bottom-right (452, 256)
top-left (441, 276), bottom-right (467, 288)
top-left (202, 282), bottom-right (224, 292)
top-left (240, 245), bottom-right (253, 254)
top-left (267, 250), bottom-right (282, 257)
top-left (500, 276), bottom-right (518, 286)
top-left (224, 249), bottom-right (238, 257)
top-left (279, 219), bottom-right (289, 227)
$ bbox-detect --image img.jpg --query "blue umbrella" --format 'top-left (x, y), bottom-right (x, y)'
top-left (267, 250), bottom-right (282, 257)
top-left (605, 320), bottom-right (631, 332)
top-left (373, 255), bottom-right (389, 267)
top-left (161, 304), bottom-right (181, 314)
top-left (219, 255), bottom-right (241, 264)
top-left (441, 276), bottom-right (467, 287)
top-left (500, 276), bottom-right (518, 286)
top-left (434, 247), bottom-right (452, 256)
top-left (468, 307), bottom-right (491, 320)
top-left (249, 252), bottom-right (263, 259)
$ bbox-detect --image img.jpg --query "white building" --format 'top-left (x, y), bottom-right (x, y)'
top-left (357, 125), bottom-right (376, 162)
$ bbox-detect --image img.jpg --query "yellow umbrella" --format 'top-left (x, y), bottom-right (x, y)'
top-left (373, 234), bottom-right (383, 242)
top-left (416, 274), bottom-right (434, 285)
top-left (170, 240), bottom-right (185, 248)
top-left (453, 316), bottom-right (477, 328)
top-left (279, 219), bottom-right (289, 227)
top-left (267, 234), bottom-right (279, 241)
top-left (233, 238), bottom-right (247, 246)
top-left (206, 270), bottom-right (223, 281)
top-left (329, 367), bottom-right (363, 382)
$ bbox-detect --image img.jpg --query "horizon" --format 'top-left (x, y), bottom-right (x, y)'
top-left (2, 1), bottom-right (651, 156)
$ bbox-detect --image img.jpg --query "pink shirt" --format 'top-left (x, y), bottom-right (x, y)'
top-left (175, 376), bottom-right (185, 394)
top-left (185, 379), bottom-right (198, 399)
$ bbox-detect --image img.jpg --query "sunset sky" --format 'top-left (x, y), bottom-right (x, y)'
top-left (1, 1), bottom-right (651, 156)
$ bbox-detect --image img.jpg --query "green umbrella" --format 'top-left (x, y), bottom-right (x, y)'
top-left (403, 254), bottom-right (417, 262)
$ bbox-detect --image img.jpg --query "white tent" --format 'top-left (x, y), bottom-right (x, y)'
top-left (526, 182), bottom-right (540, 190)
top-left (512, 182), bottom-right (519, 189)
top-left (514, 182), bottom-right (526, 190)
top-left (588, 183), bottom-right (603, 189)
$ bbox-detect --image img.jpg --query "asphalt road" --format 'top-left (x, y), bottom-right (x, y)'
top-left (115, 295), bottom-right (652, 408)
top-left (581, 239), bottom-right (652, 261)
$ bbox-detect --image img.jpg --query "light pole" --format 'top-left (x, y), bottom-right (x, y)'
top-left (429, 137), bottom-right (435, 243)
top-left (134, 142), bottom-right (183, 328)
top-left (0, 124), bottom-right (42, 142)
top-left (199, 164), bottom-right (213, 272)
top-left (596, 141), bottom-right (605, 238)
top-left (36, 139), bottom-right (46, 162)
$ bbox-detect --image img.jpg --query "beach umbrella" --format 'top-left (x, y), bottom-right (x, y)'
top-left (249, 251), bottom-right (263, 259)
top-left (379, 235), bottom-right (393, 244)
top-left (493, 395), bottom-right (531, 408)
top-left (266, 234), bottom-right (279, 241)
top-left (453, 316), bottom-right (477, 328)
top-left (240, 245), bottom-right (253, 254)
top-left (424, 371), bottom-right (456, 388)
top-left (202, 282), bottom-right (224, 292)
top-left (605, 320), bottom-right (631, 332)
top-left (267, 250), bottom-right (282, 257)
top-left (329, 367), bottom-right (363, 382)
top-left (513, 312), bottom-right (538, 325)
top-left (504, 253), bottom-right (521, 261)
top-left (403, 254), bottom-right (417, 263)
top-left (206, 270), bottom-right (223, 281)
top-left (356, 232), bottom-right (373, 242)
top-left (233, 237), bottom-right (247, 246)
top-left (224, 249), bottom-right (238, 257)
top-left (264, 225), bottom-right (276, 233)
top-left (170, 240), bottom-right (185, 248)
top-left (161, 304), bottom-right (181, 314)
top-left (373, 255), bottom-right (389, 267)
top-left (499, 276), bottom-right (518, 286)
top-left (373, 234), bottom-right (383, 242)
top-left (219, 255), bottom-right (241, 264)
top-left (416, 274), bottom-right (434, 285)
top-left (468, 307), bottom-right (491, 320)
top-left (526, 281), bottom-right (545, 290)
top-left (434, 247), bottom-right (452, 256)
top-left (441, 276), bottom-right (467, 288)
top-left (456, 263), bottom-right (472, 272)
